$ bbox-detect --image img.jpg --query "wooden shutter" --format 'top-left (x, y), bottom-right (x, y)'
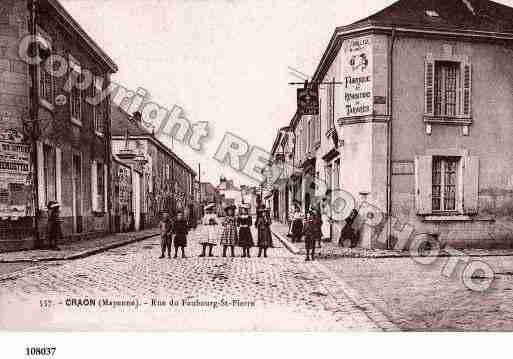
top-left (55, 147), bottom-right (62, 204)
top-left (425, 59), bottom-right (435, 116)
top-left (36, 141), bottom-right (46, 209)
top-left (461, 61), bottom-right (472, 117)
top-left (463, 156), bottom-right (479, 214)
top-left (415, 156), bottom-right (432, 214)
top-left (91, 160), bottom-right (98, 211)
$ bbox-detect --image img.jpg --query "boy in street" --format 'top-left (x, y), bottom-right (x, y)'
top-left (173, 211), bottom-right (189, 258)
top-left (159, 211), bottom-right (173, 259)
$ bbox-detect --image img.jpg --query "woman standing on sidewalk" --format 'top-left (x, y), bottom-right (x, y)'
top-left (199, 204), bottom-right (218, 257)
top-left (289, 205), bottom-right (304, 243)
top-left (255, 206), bottom-right (273, 258)
top-left (220, 205), bottom-right (238, 257)
top-left (237, 204), bottom-right (254, 258)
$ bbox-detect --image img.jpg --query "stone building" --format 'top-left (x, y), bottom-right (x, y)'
top-left (111, 106), bottom-right (196, 227)
top-left (0, 0), bottom-right (117, 251)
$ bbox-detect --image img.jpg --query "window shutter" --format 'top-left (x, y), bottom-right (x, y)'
top-left (36, 141), bottom-right (46, 209)
top-left (55, 147), bottom-right (62, 204)
top-left (425, 59), bottom-right (435, 116)
top-left (91, 160), bottom-right (98, 211)
top-left (104, 164), bottom-right (108, 212)
top-left (461, 62), bottom-right (472, 117)
top-left (463, 156), bottom-right (479, 214)
top-left (414, 155), bottom-right (432, 214)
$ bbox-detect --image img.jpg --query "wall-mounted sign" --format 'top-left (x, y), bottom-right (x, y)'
top-left (0, 130), bottom-right (31, 219)
top-left (297, 87), bottom-right (319, 115)
top-left (341, 36), bottom-right (373, 117)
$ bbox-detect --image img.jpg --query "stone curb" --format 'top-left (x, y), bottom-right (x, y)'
top-left (271, 229), bottom-right (300, 255)
top-left (0, 231), bottom-right (160, 264)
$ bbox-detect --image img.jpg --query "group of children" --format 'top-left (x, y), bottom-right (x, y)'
top-left (159, 211), bottom-right (190, 259)
top-left (159, 203), bottom-right (274, 259)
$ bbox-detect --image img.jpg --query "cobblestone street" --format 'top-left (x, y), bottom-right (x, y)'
top-left (0, 224), bottom-right (391, 331)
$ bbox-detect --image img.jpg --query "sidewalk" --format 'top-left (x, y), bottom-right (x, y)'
top-left (270, 221), bottom-right (513, 258)
top-left (0, 228), bottom-right (160, 263)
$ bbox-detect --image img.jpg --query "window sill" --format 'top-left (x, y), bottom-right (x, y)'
top-left (70, 117), bottom-right (82, 127)
top-left (422, 214), bottom-right (471, 221)
top-left (423, 116), bottom-right (472, 125)
top-left (39, 98), bottom-right (54, 112)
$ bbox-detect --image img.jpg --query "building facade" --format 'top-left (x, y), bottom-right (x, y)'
top-left (0, 0), bottom-right (117, 251)
top-left (111, 106), bottom-right (196, 228)
top-left (270, 0), bottom-right (513, 249)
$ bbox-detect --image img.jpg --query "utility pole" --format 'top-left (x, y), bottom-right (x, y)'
top-left (28, 0), bottom-right (42, 249)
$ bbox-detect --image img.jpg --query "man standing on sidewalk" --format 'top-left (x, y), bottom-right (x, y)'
top-left (46, 201), bottom-right (62, 251)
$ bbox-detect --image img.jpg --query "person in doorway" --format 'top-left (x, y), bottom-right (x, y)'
top-left (320, 195), bottom-right (331, 243)
top-left (159, 211), bottom-right (173, 259)
top-left (46, 201), bottom-right (62, 250)
top-left (199, 204), bottom-right (218, 257)
top-left (303, 209), bottom-right (322, 261)
top-left (220, 204), bottom-right (238, 257)
top-left (289, 204), bottom-right (304, 243)
top-left (255, 206), bottom-right (273, 258)
top-left (237, 204), bottom-right (254, 258)
top-left (172, 211), bottom-right (189, 258)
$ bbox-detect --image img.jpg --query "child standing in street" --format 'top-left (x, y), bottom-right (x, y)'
top-left (159, 211), bottom-right (173, 259)
top-left (199, 204), bottom-right (218, 257)
top-left (173, 211), bottom-right (189, 258)
top-left (220, 205), bottom-right (238, 257)
top-left (237, 204), bottom-right (254, 258)
top-left (255, 206), bottom-right (273, 258)
top-left (303, 210), bottom-right (322, 261)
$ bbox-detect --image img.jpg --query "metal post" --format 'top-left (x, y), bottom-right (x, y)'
top-left (28, 0), bottom-right (42, 249)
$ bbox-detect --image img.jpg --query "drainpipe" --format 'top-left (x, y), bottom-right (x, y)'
top-left (28, 0), bottom-right (41, 249)
top-left (386, 29), bottom-right (396, 249)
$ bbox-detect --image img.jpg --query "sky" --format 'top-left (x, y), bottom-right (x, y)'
top-left (60, 0), bottom-right (513, 187)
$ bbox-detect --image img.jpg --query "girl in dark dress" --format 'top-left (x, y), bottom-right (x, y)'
top-left (237, 204), bottom-right (254, 258)
top-left (173, 211), bottom-right (189, 258)
top-left (255, 207), bottom-right (273, 258)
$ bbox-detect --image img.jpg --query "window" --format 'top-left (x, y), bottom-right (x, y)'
top-left (92, 76), bottom-right (104, 135)
top-left (425, 58), bottom-right (472, 118)
top-left (434, 62), bottom-right (459, 117)
top-left (333, 159), bottom-right (340, 190)
top-left (39, 57), bottom-right (53, 106)
top-left (432, 157), bottom-right (458, 211)
top-left (415, 153), bottom-right (479, 216)
top-left (69, 56), bottom-right (82, 125)
top-left (325, 164), bottom-right (333, 191)
top-left (91, 160), bottom-right (106, 212)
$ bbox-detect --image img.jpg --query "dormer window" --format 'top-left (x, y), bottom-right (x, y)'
top-left (425, 10), bottom-right (440, 17)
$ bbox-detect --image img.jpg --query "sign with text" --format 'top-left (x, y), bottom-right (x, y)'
top-left (341, 36), bottom-right (373, 117)
top-left (0, 130), bottom-right (31, 219)
top-left (297, 86), bottom-right (319, 115)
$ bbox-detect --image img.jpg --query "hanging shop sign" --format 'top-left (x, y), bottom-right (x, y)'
top-left (0, 129), bottom-right (31, 219)
top-left (341, 36), bottom-right (373, 117)
top-left (297, 86), bottom-right (319, 115)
